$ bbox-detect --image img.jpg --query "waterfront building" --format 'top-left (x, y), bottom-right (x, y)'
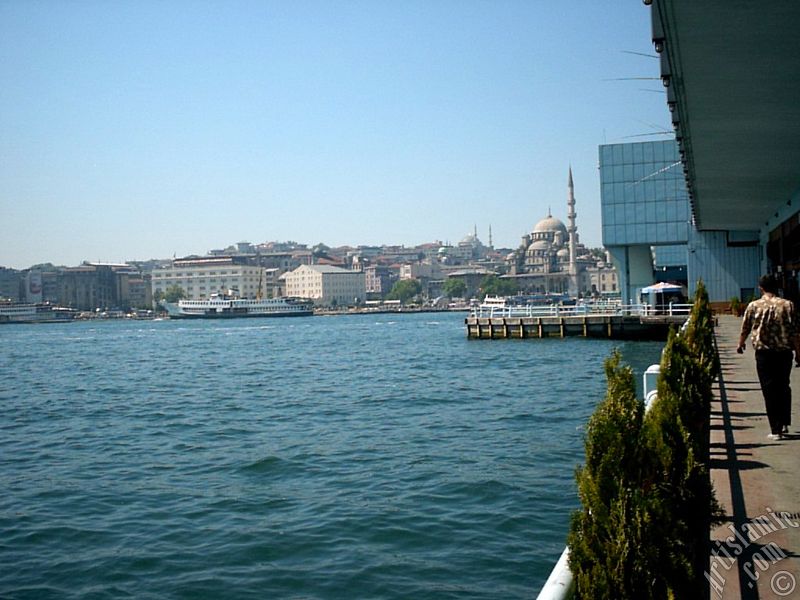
top-left (59, 263), bottom-right (141, 311)
top-left (126, 274), bottom-right (153, 310)
top-left (22, 270), bottom-right (43, 303)
top-left (151, 256), bottom-right (266, 301)
top-left (444, 267), bottom-right (494, 299)
top-left (364, 265), bottom-right (395, 299)
top-left (583, 259), bottom-right (619, 297)
top-left (599, 139), bottom-right (760, 304)
top-left (41, 271), bottom-right (60, 303)
top-left (399, 262), bottom-right (441, 281)
top-left (0, 267), bottom-right (21, 302)
top-left (1, 264), bottom-right (147, 310)
top-left (598, 4), bottom-right (799, 307)
top-left (282, 264), bottom-right (366, 307)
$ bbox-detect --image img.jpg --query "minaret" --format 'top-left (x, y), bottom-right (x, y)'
top-left (567, 167), bottom-right (579, 296)
top-left (488, 225), bottom-right (493, 249)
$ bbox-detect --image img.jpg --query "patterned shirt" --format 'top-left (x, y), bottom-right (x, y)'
top-left (740, 295), bottom-right (798, 351)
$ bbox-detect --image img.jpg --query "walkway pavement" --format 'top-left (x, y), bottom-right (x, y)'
top-left (709, 315), bottom-right (800, 599)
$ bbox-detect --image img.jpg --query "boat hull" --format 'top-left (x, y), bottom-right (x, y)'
top-left (0, 304), bottom-right (75, 324)
top-left (164, 309), bottom-right (313, 319)
top-left (162, 298), bottom-right (314, 319)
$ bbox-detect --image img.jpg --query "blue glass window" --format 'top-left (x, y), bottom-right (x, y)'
top-left (602, 182), bottom-right (614, 202)
top-left (646, 202), bottom-right (657, 223)
top-left (655, 201), bottom-right (667, 222)
top-left (633, 143), bottom-right (644, 164)
top-left (624, 183), bottom-right (634, 203)
top-left (635, 202), bottom-right (646, 223)
top-left (622, 143), bottom-right (633, 164)
top-left (653, 142), bottom-right (665, 162)
top-left (624, 164), bottom-right (634, 181)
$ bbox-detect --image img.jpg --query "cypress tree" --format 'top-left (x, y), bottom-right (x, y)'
top-left (568, 291), bottom-right (722, 598)
top-left (684, 280), bottom-right (720, 386)
top-left (642, 329), bottom-right (719, 596)
top-left (683, 280), bottom-right (718, 464)
top-left (568, 352), bottom-right (664, 599)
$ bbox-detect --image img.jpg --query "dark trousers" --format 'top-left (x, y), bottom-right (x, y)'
top-left (755, 349), bottom-right (793, 434)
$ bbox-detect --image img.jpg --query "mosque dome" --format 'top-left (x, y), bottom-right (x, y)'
top-left (557, 248), bottom-right (570, 260)
top-left (526, 239), bottom-right (551, 256)
top-left (460, 233), bottom-right (480, 246)
top-left (533, 215), bottom-right (568, 237)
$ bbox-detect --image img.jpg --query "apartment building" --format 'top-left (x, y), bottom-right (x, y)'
top-left (151, 256), bottom-right (267, 300)
top-left (282, 265), bottom-right (366, 307)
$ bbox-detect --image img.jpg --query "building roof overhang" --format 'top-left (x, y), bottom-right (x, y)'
top-left (651, 1), bottom-right (800, 230)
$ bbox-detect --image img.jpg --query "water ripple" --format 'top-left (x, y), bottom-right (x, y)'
top-left (0, 314), bottom-right (662, 599)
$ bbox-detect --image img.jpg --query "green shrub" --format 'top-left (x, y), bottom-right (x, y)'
top-left (684, 280), bottom-right (720, 384)
top-left (569, 287), bottom-right (721, 598)
top-left (568, 352), bottom-right (663, 599)
top-left (641, 329), bottom-right (722, 596)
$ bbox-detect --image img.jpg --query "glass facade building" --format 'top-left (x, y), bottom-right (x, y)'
top-left (600, 140), bottom-right (690, 246)
top-left (599, 139), bottom-right (760, 303)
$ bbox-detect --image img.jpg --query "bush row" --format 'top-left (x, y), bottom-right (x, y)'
top-left (567, 281), bottom-right (722, 599)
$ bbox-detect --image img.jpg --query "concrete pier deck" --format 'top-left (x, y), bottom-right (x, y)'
top-left (709, 315), bottom-right (800, 599)
top-left (464, 314), bottom-right (687, 340)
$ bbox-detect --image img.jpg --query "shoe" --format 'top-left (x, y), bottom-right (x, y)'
top-left (783, 425), bottom-right (789, 434)
top-left (767, 433), bottom-right (783, 441)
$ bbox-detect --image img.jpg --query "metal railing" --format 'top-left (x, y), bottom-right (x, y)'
top-left (536, 547), bottom-right (574, 600)
top-left (470, 303), bottom-right (693, 319)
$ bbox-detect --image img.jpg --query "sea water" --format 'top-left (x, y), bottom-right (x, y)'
top-left (0, 312), bottom-right (663, 599)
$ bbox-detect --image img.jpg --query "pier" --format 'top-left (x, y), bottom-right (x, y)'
top-left (465, 304), bottom-right (691, 340)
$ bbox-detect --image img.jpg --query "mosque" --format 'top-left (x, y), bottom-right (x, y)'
top-left (506, 168), bottom-right (613, 296)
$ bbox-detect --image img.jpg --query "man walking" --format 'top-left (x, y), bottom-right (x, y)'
top-left (737, 275), bottom-right (800, 440)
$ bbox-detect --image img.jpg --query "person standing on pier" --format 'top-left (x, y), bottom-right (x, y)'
top-left (737, 274), bottom-right (800, 440)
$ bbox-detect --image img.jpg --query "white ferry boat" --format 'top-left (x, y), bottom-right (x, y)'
top-left (163, 294), bottom-right (314, 319)
top-left (0, 303), bottom-right (75, 324)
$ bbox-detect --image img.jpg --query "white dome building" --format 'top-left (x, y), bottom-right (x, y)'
top-left (507, 169), bottom-right (583, 295)
top-left (454, 226), bottom-right (487, 261)
top-left (532, 215), bottom-right (568, 241)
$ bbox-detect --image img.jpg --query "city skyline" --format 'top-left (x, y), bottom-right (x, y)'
top-left (1, 1), bottom-right (671, 270)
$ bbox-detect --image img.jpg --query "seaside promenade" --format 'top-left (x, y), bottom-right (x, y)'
top-left (709, 315), bottom-right (800, 599)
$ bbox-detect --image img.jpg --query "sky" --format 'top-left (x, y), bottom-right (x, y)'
top-left (0, 0), bottom-right (671, 269)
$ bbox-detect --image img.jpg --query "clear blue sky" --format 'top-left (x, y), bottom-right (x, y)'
top-left (0, 0), bottom-right (669, 269)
